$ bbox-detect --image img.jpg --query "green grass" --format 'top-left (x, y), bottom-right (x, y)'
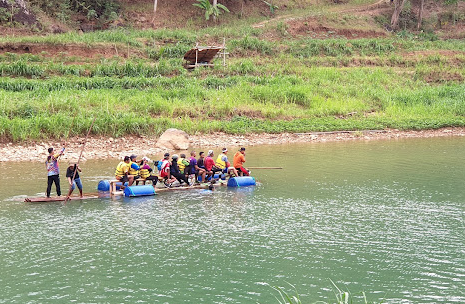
top-left (0, 14), bottom-right (463, 142)
top-left (268, 280), bottom-right (387, 304)
top-left (0, 64), bottom-right (463, 141)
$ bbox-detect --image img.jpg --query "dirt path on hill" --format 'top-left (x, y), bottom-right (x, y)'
top-left (1, 128), bottom-right (464, 163)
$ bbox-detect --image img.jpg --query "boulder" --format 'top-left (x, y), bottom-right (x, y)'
top-left (0, 0), bottom-right (38, 26)
top-left (156, 128), bottom-right (191, 150)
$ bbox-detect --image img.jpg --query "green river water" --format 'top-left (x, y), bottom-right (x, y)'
top-left (0, 137), bottom-right (464, 303)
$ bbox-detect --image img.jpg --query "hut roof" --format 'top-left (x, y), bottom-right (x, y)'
top-left (183, 46), bottom-right (223, 64)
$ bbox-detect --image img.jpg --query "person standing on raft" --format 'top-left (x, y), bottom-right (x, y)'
top-left (66, 162), bottom-right (83, 198)
top-left (233, 147), bottom-right (250, 176)
top-left (45, 146), bottom-right (65, 198)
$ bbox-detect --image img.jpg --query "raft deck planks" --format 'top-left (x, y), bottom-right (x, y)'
top-left (25, 194), bottom-right (101, 203)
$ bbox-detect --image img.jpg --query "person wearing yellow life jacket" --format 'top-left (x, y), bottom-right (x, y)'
top-left (129, 154), bottom-right (141, 181)
top-left (139, 156), bottom-right (158, 188)
top-left (115, 156), bottom-right (134, 187)
top-left (215, 148), bottom-right (238, 177)
top-left (177, 153), bottom-right (190, 175)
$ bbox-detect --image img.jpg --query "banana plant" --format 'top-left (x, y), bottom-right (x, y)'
top-left (263, 1), bottom-right (279, 15)
top-left (193, 0), bottom-right (230, 22)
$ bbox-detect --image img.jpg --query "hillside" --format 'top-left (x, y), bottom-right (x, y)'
top-left (0, 0), bottom-right (463, 142)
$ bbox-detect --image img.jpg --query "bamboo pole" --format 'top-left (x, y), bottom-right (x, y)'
top-left (247, 167), bottom-right (282, 169)
top-left (64, 117), bottom-right (96, 204)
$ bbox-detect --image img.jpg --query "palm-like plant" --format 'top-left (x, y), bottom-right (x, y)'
top-left (193, 0), bottom-right (230, 21)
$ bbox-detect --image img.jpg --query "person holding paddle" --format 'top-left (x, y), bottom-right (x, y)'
top-left (66, 162), bottom-right (83, 198)
top-left (45, 146), bottom-right (65, 198)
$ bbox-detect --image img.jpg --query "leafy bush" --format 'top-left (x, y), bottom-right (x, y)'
top-left (29, 0), bottom-right (120, 23)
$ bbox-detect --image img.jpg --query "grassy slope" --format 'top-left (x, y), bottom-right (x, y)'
top-left (0, 1), bottom-right (464, 141)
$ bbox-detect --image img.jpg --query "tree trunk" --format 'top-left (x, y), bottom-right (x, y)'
top-left (213, 0), bottom-right (217, 22)
top-left (153, 0), bottom-right (157, 13)
top-left (390, 0), bottom-right (407, 30)
top-left (417, 0), bottom-right (424, 30)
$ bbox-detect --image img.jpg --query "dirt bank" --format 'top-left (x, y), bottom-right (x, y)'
top-left (1, 128), bottom-right (464, 163)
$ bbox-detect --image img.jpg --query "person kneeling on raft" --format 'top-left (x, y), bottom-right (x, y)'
top-left (66, 162), bottom-right (83, 198)
top-left (115, 156), bottom-right (134, 187)
top-left (139, 156), bottom-right (158, 188)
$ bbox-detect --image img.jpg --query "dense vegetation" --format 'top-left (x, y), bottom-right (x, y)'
top-left (0, 1), bottom-right (463, 141)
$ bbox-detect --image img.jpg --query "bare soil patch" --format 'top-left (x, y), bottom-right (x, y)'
top-left (0, 42), bottom-right (137, 59)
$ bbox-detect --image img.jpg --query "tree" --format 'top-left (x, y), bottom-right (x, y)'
top-left (193, 0), bottom-right (229, 22)
top-left (390, 0), bottom-right (407, 30)
top-left (417, 0), bottom-right (424, 29)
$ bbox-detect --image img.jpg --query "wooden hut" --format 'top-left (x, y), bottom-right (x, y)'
top-left (183, 40), bottom-right (227, 69)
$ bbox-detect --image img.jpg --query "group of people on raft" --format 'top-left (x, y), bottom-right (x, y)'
top-left (44, 146), bottom-right (249, 198)
top-left (114, 147), bottom-right (250, 188)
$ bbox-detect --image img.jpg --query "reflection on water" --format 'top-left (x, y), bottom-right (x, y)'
top-left (0, 137), bottom-right (464, 303)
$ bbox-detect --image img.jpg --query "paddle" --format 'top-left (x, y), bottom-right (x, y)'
top-left (64, 117), bottom-right (96, 204)
top-left (247, 167), bottom-right (282, 169)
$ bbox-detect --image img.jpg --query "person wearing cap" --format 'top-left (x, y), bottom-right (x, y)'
top-left (204, 150), bottom-right (221, 179)
top-left (129, 154), bottom-right (141, 184)
top-left (66, 162), bottom-right (83, 198)
top-left (233, 147), bottom-right (250, 176)
top-left (139, 156), bottom-right (158, 188)
top-left (45, 146), bottom-right (65, 198)
top-left (170, 154), bottom-right (190, 185)
top-left (115, 156), bottom-right (134, 187)
top-left (215, 148), bottom-right (238, 177)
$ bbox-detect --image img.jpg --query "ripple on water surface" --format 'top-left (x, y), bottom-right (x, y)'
top-left (1, 138), bottom-right (465, 303)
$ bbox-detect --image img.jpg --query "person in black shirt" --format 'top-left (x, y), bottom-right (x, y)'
top-left (66, 163), bottom-right (83, 198)
top-left (170, 155), bottom-right (190, 185)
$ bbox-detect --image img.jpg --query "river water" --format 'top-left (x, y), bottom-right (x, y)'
top-left (0, 137), bottom-right (464, 304)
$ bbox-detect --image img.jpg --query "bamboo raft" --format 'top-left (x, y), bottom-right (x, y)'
top-left (24, 194), bottom-right (102, 203)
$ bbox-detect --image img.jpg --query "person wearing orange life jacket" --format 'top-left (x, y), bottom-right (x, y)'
top-left (215, 148), bottom-right (238, 177)
top-left (233, 147), bottom-right (250, 176)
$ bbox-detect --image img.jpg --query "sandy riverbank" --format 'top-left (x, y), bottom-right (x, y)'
top-left (1, 128), bottom-right (464, 163)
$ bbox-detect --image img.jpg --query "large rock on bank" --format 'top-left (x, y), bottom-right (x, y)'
top-left (156, 128), bottom-right (191, 150)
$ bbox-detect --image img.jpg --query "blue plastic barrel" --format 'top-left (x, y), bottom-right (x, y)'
top-left (116, 182), bottom-right (128, 190)
top-left (124, 185), bottom-right (156, 197)
top-left (198, 173), bottom-right (226, 182)
top-left (97, 180), bottom-right (110, 191)
top-left (227, 176), bottom-right (256, 187)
